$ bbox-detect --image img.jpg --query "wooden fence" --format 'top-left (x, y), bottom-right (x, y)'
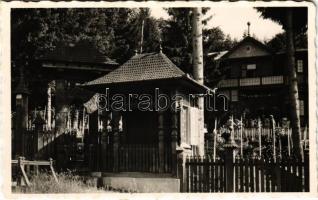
top-left (185, 153), bottom-right (309, 192)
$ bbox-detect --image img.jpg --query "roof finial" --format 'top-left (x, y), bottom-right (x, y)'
top-left (247, 22), bottom-right (251, 37)
top-left (134, 49), bottom-right (138, 56)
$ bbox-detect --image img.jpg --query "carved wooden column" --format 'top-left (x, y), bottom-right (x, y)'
top-left (158, 111), bottom-right (165, 173)
top-left (171, 110), bottom-right (178, 177)
top-left (111, 111), bottom-right (120, 172)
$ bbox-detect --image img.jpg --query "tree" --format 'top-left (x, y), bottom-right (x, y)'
top-left (125, 8), bottom-right (161, 56)
top-left (203, 27), bottom-right (237, 53)
top-left (160, 8), bottom-right (212, 74)
top-left (265, 31), bottom-right (307, 52)
top-left (257, 7), bottom-right (308, 158)
top-left (192, 7), bottom-right (205, 156)
top-left (265, 32), bottom-right (287, 52)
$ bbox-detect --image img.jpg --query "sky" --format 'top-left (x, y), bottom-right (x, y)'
top-left (151, 7), bottom-right (284, 42)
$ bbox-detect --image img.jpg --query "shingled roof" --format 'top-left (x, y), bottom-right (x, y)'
top-left (83, 52), bottom-right (188, 86)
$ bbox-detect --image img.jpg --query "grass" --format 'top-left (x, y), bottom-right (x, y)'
top-left (13, 171), bottom-right (106, 193)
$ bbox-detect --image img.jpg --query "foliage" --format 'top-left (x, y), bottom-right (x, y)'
top-left (11, 8), bottom-right (161, 65)
top-left (265, 31), bottom-right (308, 52)
top-left (256, 7), bottom-right (307, 35)
top-left (162, 8), bottom-right (237, 75)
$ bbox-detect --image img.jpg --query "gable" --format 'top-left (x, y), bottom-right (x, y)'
top-left (226, 40), bottom-right (271, 59)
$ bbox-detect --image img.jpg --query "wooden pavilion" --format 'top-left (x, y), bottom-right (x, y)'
top-left (82, 50), bottom-right (210, 177)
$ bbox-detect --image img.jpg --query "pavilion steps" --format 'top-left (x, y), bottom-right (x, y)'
top-left (92, 172), bottom-right (180, 192)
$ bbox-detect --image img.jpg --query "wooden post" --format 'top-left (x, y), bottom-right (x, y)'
top-left (213, 118), bottom-right (217, 161)
top-left (271, 116), bottom-right (276, 162)
top-left (275, 159), bottom-right (281, 192)
top-left (111, 111), bottom-right (120, 172)
top-left (19, 157), bottom-right (30, 186)
top-left (177, 151), bottom-right (185, 192)
top-left (101, 112), bottom-right (109, 171)
top-left (49, 158), bottom-right (59, 183)
top-left (222, 126), bottom-right (237, 192)
top-left (89, 111), bottom-right (99, 171)
top-left (171, 110), bottom-right (178, 177)
top-left (304, 149), bottom-right (309, 191)
top-left (13, 65), bottom-right (29, 158)
top-left (47, 82), bottom-right (52, 130)
top-left (33, 113), bottom-right (45, 159)
top-left (158, 111), bottom-right (165, 173)
top-left (258, 118), bottom-right (262, 157)
top-left (224, 145), bottom-right (235, 192)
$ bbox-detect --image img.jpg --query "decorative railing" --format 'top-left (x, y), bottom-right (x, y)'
top-left (240, 77), bottom-right (261, 86)
top-left (118, 144), bottom-right (171, 173)
top-left (218, 79), bottom-right (239, 87)
top-left (262, 76), bottom-right (284, 85)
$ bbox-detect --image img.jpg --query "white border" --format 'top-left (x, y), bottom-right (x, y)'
top-left (0, 1), bottom-right (316, 199)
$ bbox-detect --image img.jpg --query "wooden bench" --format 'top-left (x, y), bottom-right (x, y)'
top-left (12, 157), bottom-right (58, 187)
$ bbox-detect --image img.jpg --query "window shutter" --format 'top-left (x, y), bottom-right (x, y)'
top-left (190, 107), bottom-right (199, 145)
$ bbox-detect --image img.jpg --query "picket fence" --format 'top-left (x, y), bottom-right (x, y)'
top-left (185, 154), bottom-right (309, 192)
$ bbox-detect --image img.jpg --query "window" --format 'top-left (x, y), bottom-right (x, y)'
top-left (247, 64), bottom-right (256, 70)
top-left (297, 60), bottom-right (303, 73)
top-left (299, 100), bottom-right (304, 116)
top-left (231, 90), bottom-right (238, 102)
top-left (242, 64), bottom-right (256, 77)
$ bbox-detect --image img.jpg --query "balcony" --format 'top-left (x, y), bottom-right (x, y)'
top-left (217, 75), bottom-right (284, 88)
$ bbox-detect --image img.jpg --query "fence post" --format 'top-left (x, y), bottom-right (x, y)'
top-left (111, 111), bottom-right (120, 172)
top-left (171, 110), bottom-right (178, 177)
top-left (158, 111), bottom-right (165, 173)
top-left (275, 158), bottom-right (281, 192)
top-left (304, 149), bottom-right (309, 191)
top-left (222, 128), bottom-right (237, 192)
top-left (223, 145), bottom-right (236, 192)
top-left (177, 149), bottom-right (184, 192)
top-left (33, 113), bottom-right (46, 159)
top-left (13, 66), bottom-right (29, 158)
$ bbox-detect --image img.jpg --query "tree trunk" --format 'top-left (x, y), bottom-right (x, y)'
top-left (192, 7), bottom-right (205, 156)
top-left (286, 8), bottom-right (301, 158)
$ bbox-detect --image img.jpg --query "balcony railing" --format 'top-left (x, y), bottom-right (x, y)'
top-left (218, 79), bottom-right (239, 87)
top-left (240, 78), bottom-right (261, 86)
top-left (262, 76), bottom-right (284, 85)
top-left (218, 75), bottom-right (284, 88)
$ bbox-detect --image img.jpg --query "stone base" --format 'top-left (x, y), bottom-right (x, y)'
top-left (100, 172), bottom-right (180, 193)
